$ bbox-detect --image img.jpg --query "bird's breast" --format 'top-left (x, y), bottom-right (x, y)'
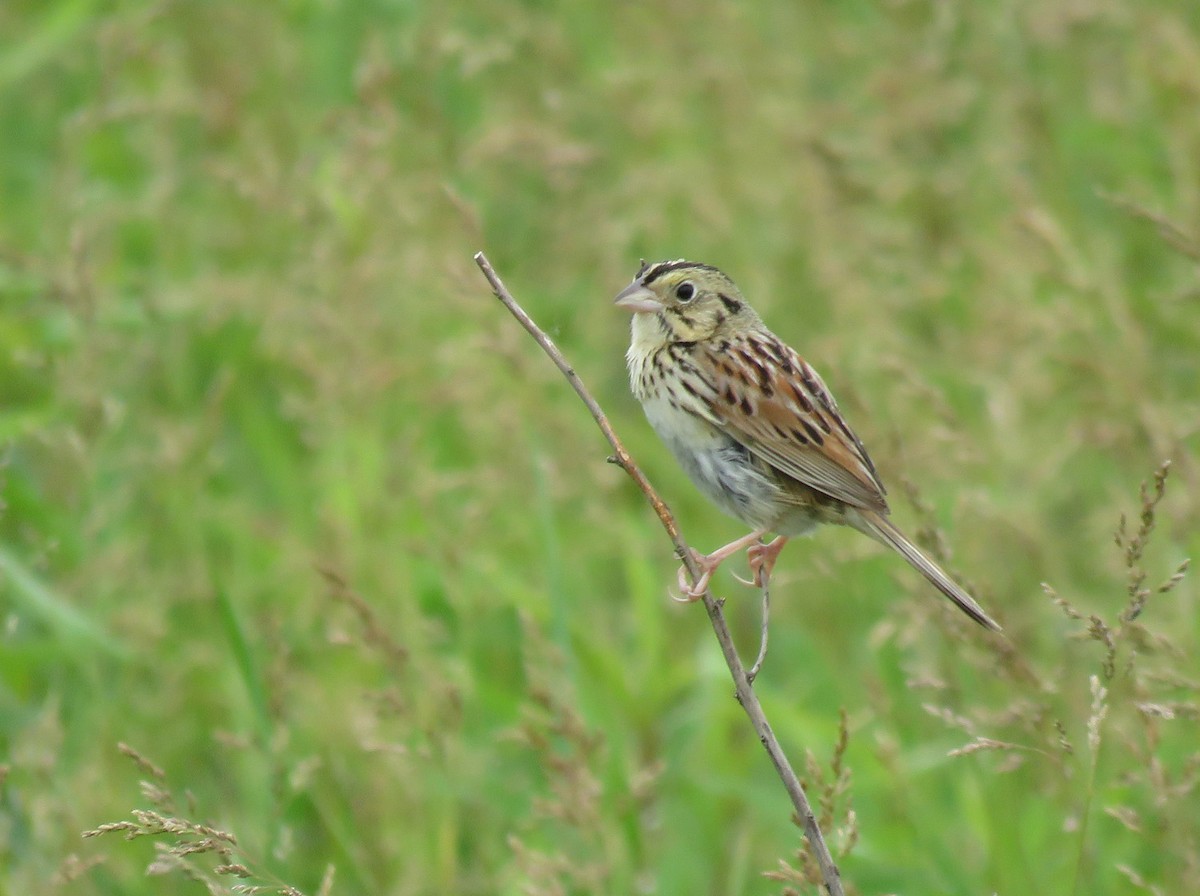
top-left (635, 384), bottom-right (785, 530)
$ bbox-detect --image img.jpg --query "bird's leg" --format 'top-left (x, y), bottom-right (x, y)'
top-left (733, 535), bottom-right (790, 588)
top-left (675, 528), bottom-right (770, 601)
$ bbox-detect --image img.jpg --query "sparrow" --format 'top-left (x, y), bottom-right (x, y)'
top-left (617, 259), bottom-right (999, 631)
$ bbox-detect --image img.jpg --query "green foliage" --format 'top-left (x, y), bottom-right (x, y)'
top-left (1, 1), bottom-right (1197, 894)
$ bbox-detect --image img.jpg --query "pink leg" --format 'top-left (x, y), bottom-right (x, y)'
top-left (734, 536), bottom-right (789, 588)
top-left (675, 529), bottom-right (769, 601)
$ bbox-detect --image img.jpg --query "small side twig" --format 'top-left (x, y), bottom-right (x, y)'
top-left (748, 575), bottom-right (770, 684)
top-left (475, 252), bottom-right (845, 896)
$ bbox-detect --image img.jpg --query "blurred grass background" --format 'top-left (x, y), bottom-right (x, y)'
top-left (2, 1), bottom-right (1198, 894)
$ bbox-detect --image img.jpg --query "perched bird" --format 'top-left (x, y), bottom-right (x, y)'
top-left (616, 259), bottom-right (1000, 631)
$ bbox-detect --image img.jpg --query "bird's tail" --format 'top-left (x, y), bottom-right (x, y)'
top-left (856, 510), bottom-right (1001, 632)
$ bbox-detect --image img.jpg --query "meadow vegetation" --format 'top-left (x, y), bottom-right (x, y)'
top-left (1, 1), bottom-right (1198, 894)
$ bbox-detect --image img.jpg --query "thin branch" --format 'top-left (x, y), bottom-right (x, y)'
top-left (748, 576), bottom-right (771, 684)
top-left (474, 252), bottom-right (845, 896)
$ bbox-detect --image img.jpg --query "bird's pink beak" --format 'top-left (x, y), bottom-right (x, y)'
top-left (614, 282), bottom-right (661, 314)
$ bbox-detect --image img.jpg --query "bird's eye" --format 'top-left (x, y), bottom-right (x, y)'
top-left (675, 281), bottom-right (696, 302)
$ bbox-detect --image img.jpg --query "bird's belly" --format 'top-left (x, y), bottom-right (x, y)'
top-left (641, 396), bottom-right (813, 534)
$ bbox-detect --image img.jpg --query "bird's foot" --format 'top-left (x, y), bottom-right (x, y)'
top-left (674, 552), bottom-right (711, 602)
top-left (732, 536), bottom-right (790, 588)
top-left (673, 530), bottom-right (769, 601)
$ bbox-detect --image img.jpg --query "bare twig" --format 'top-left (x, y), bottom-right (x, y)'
top-left (474, 252), bottom-right (845, 896)
top-left (748, 575), bottom-right (770, 684)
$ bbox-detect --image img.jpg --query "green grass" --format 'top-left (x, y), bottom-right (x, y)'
top-left (2, 1), bottom-right (1198, 894)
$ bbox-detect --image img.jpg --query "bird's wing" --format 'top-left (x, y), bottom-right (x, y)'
top-left (689, 333), bottom-right (889, 512)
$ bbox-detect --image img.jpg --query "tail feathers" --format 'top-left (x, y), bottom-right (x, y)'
top-left (857, 511), bottom-right (1001, 632)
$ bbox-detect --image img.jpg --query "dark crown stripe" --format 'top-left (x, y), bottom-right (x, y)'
top-left (641, 259), bottom-right (721, 284)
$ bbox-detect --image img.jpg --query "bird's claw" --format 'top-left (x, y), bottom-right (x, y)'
top-left (742, 537), bottom-right (786, 589)
top-left (674, 551), bottom-right (711, 601)
top-left (669, 534), bottom-right (779, 601)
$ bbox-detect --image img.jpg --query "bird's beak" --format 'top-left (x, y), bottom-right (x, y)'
top-left (614, 282), bottom-right (661, 314)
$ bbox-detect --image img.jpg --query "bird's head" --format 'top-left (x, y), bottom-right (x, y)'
top-left (615, 259), bottom-right (759, 345)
